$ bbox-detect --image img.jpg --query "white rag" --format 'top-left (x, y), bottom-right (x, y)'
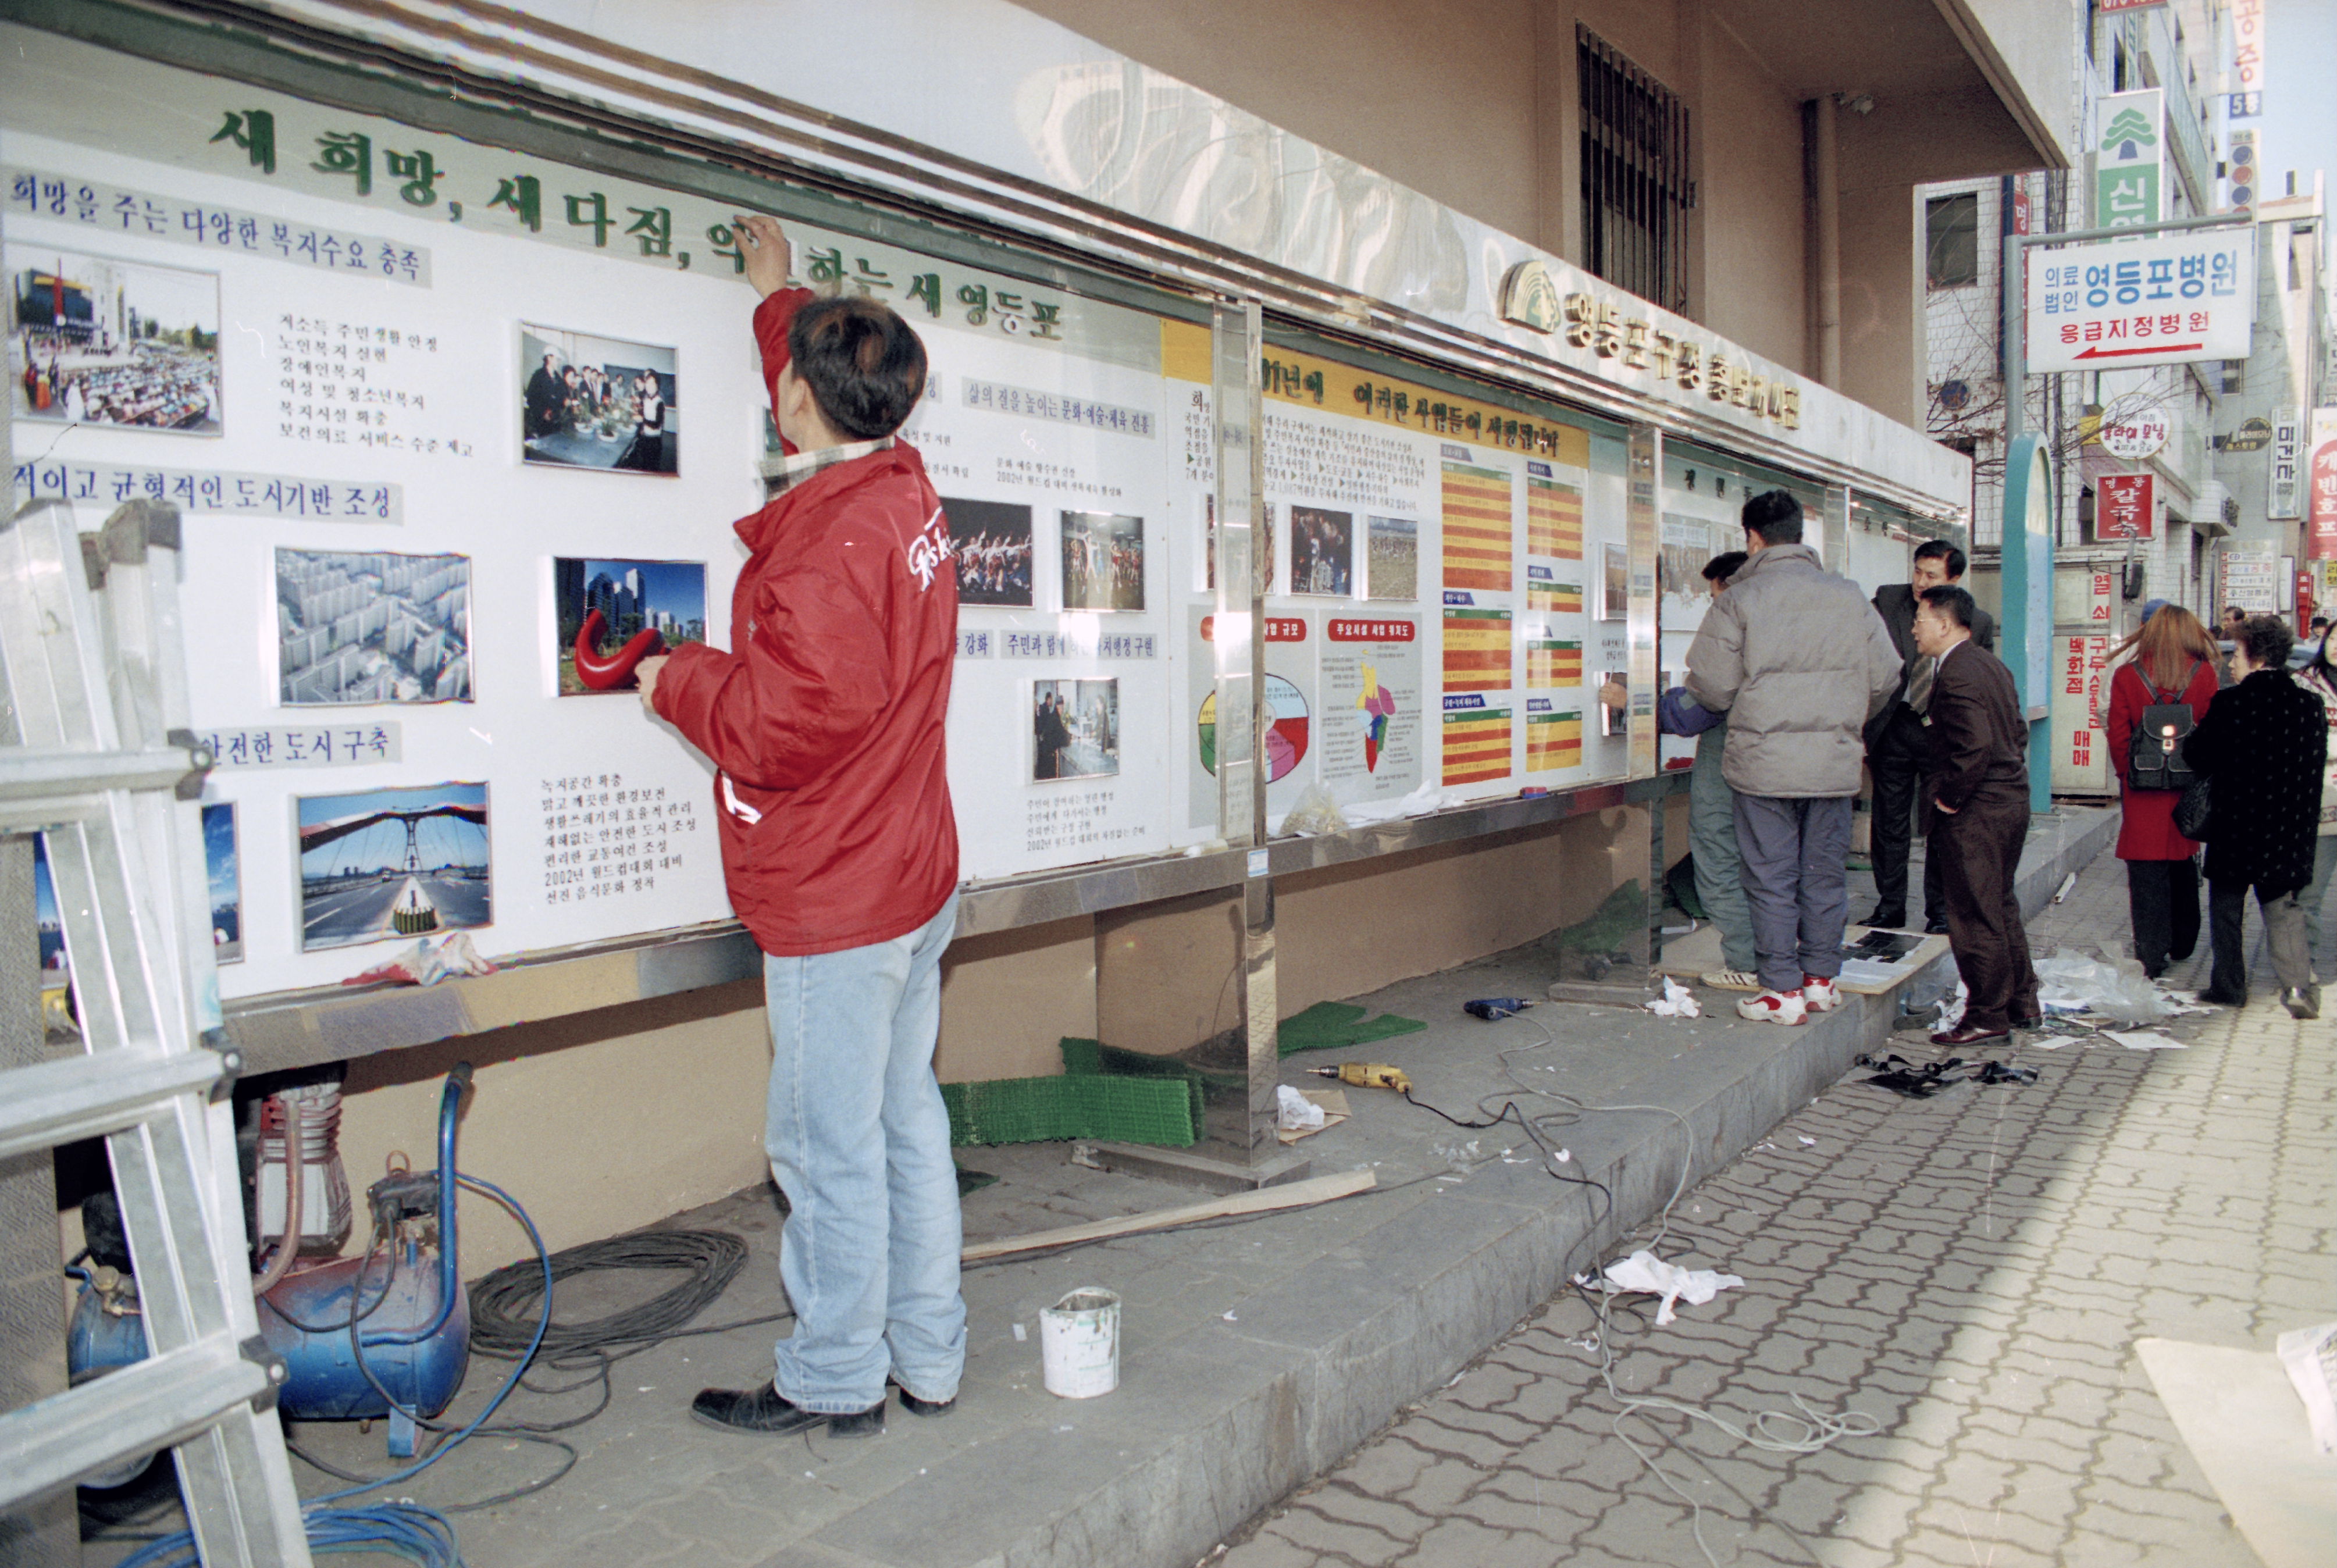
top-left (1273, 1084), bottom-right (1325, 1132)
top-left (1600, 1249), bottom-right (1745, 1326)
top-left (1645, 976), bottom-right (1701, 1018)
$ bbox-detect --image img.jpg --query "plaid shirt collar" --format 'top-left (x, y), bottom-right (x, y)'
top-left (761, 436), bottom-right (893, 500)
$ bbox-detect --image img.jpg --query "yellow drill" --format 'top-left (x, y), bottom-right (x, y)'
top-left (1308, 1062), bottom-right (1412, 1094)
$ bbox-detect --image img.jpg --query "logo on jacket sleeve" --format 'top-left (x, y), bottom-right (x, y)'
top-left (906, 508), bottom-right (953, 591)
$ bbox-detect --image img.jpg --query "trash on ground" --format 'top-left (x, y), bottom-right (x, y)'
top-left (1644, 976), bottom-right (1702, 1017)
top-left (1854, 1052), bottom-right (2036, 1097)
top-left (2275, 1322), bottom-right (2337, 1454)
top-left (2101, 1029), bottom-right (2186, 1050)
top-left (1463, 997), bottom-right (1536, 1020)
top-left (1592, 1249), bottom-right (1745, 1326)
top-left (1932, 981), bottom-right (1969, 1032)
top-left (2033, 947), bottom-right (2172, 1025)
top-left (1274, 1084), bottom-right (1326, 1132)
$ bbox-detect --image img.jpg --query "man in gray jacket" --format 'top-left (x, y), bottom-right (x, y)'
top-left (1686, 491), bottom-right (1901, 1025)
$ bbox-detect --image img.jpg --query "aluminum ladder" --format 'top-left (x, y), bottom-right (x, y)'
top-left (0, 497), bottom-right (312, 1565)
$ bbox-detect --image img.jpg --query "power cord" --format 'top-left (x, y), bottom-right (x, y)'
top-left (1401, 1009), bottom-right (1880, 1568)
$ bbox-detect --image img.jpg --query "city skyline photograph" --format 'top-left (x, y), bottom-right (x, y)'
top-left (554, 557), bottom-right (708, 694)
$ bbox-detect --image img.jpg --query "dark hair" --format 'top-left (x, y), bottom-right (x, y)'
top-left (788, 295), bottom-right (928, 439)
top-left (2238, 614), bottom-right (2293, 670)
top-left (1701, 551), bottom-right (1748, 583)
top-left (2223, 605), bottom-right (2246, 623)
top-left (1918, 584), bottom-right (1976, 630)
top-left (2313, 616), bottom-right (2329, 630)
top-left (1912, 539), bottom-right (1968, 579)
top-left (1741, 489), bottom-right (1802, 544)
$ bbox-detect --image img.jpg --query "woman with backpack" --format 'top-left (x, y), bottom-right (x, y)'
top-left (2104, 603), bottom-right (2219, 978)
top-left (2185, 615), bottom-right (2328, 1016)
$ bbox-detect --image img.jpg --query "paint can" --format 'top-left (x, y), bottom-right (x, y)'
top-left (1039, 1287), bottom-right (1120, 1398)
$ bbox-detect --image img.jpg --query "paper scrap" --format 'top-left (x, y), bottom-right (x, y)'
top-left (1645, 976), bottom-right (1702, 1018)
top-left (1596, 1249), bottom-right (1745, 1326)
top-left (2104, 1030), bottom-right (2186, 1050)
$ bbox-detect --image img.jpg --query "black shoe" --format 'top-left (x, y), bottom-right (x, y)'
top-left (690, 1383), bottom-right (885, 1438)
top-left (1862, 908), bottom-right (1907, 931)
top-left (1924, 920), bottom-right (1950, 935)
top-left (2194, 989), bottom-right (2247, 1007)
top-left (894, 1382), bottom-right (956, 1419)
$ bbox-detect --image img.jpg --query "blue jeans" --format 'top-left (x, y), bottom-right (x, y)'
top-left (763, 893), bottom-right (964, 1413)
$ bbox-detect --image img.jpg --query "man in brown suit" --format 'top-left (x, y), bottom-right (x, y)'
top-left (1914, 585), bottom-right (2039, 1045)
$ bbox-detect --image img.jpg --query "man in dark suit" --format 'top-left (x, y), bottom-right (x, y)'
top-left (1915, 585), bottom-right (2037, 1045)
top-left (1864, 540), bottom-right (1997, 932)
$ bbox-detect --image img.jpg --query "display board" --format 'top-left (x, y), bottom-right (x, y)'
top-left (2, 24), bottom-right (1624, 1000)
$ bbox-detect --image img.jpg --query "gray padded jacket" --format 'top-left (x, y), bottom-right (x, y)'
top-left (1683, 543), bottom-right (1901, 798)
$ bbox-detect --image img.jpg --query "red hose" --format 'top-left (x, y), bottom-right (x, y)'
top-left (573, 607), bottom-right (667, 690)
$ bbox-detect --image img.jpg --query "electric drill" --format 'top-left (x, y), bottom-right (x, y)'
top-left (1307, 1062), bottom-right (1412, 1094)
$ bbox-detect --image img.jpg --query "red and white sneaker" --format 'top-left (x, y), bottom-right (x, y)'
top-left (1736, 988), bottom-right (1808, 1025)
top-left (1800, 975), bottom-right (1841, 1013)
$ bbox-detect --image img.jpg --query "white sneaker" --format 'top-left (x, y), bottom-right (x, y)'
top-left (1701, 969), bottom-right (1762, 992)
top-left (1800, 975), bottom-right (1841, 1013)
top-left (1736, 988), bottom-right (1808, 1025)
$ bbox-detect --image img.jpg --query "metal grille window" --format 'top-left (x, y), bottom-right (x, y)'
top-left (1578, 26), bottom-right (1692, 314)
top-left (1926, 193), bottom-right (1980, 288)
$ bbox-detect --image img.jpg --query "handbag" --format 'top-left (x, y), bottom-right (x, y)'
top-left (2173, 775), bottom-right (2213, 840)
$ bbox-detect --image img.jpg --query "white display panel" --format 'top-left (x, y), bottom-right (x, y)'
top-left (4, 24), bottom-right (1627, 999)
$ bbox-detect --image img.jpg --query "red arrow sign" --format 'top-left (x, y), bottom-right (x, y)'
top-left (2073, 342), bottom-right (2207, 360)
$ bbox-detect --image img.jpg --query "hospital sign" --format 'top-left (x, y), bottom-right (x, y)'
top-left (2024, 227), bottom-right (2255, 374)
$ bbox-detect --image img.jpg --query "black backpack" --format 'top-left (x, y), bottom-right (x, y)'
top-left (2126, 662), bottom-right (2203, 792)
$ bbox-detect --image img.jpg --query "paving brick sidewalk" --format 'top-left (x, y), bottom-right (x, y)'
top-left (1215, 843), bottom-right (2335, 1568)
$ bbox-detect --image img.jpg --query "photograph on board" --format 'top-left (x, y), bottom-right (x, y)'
top-left (1659, 516), bottom-right (1716, 619)
top-left (1203, 496), bottom-right (1277, 595)
top-left (1366, 516), bottom-right (1419, 600)
top-left (277, 549), bottom-right (472, 705)
top-left (1599, 543), bottom-right (1630, 622)
top-left (1060, 510), bottom-right (1145, 612)
top-left (1289, 506), bottom-right (1355, 597)
top-left (943, 498), bottom-right (1034, 608)
top-left (553, 558), bottom-right (707, 695)
top-left (202, 802), bottom-right (243, 965)
top-left (7, 244), bottom-right (220, 433)
top-left (296, 782), bottom-right (490, 953)
top-left (1032, 679), bottom-right (1120, 782)
top-left (520, 323), bottom-right (677, 474)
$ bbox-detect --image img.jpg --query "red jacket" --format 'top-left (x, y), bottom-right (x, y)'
top-left (653, 288), bottom-right (959, 956)
top-left (2105, 658), bottom-right (2217, 861)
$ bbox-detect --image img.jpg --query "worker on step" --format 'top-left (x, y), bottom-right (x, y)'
top-left (638, 213), bottom-right (964, 1439)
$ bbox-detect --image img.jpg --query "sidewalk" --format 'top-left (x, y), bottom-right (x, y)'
top-left (1217, 835), bottom-right (2334, 1567)
top-left (76, 808), bottom-right (2118, 1568)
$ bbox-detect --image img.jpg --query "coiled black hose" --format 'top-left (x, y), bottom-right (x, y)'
top-left (466, 1227), bottom-right (769, 1364)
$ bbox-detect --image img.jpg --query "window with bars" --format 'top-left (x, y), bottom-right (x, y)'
top-left (1578, 26), bottom-right (1693, 315)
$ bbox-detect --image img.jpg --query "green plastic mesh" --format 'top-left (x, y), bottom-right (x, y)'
top-left (1273, 1000), bottom-right (1428, 1057)
top-left (940, 1074), bottom-right (1197, 1148)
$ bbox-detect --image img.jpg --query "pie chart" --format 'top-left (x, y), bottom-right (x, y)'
top-left (1198, 676), bottom-right (1310, 782)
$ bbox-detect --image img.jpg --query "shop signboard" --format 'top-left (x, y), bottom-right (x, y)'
top-left (2232, 0), bottom-right (2265, 93)
top-left (2311, 408), bottom-right (2337, 558)
top-left (2099, 410), bottom-right (2168, 460)
top-left (2223, 415), bottom-right (2272, 451)
top-left (2270, 407), bottom-right (2305, 518)
top-left (2096, 473), bottom-right (2154, 540)
top-left (2223, 546), bottom-right (2281, 612)
top-left (2096, 90), bottom-right (2163, 231)
top-left (2025, 227), bottom-right (2255, 373)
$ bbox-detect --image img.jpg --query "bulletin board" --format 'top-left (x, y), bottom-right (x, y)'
top-left (2, 21), bottom-right (1627, 1005)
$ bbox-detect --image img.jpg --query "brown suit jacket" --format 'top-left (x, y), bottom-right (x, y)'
top-left (1922, 636), bottom-right (2028, 828)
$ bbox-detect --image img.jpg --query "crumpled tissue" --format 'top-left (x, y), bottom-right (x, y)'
top-left (1597, 1249), bottom-right (1745, 1326)
top-left (1341, 779), bottom-right (1462, 826)
top-left (1273, 1084), bottom-right (1326, 1132)
top-left (341, 932), bottom-right (497, 988)
top-left (1645, 976), bottom-right (1701, 1018)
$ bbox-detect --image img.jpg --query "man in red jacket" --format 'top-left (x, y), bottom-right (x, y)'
top-left (637, 213), bottom-right (962, 1439)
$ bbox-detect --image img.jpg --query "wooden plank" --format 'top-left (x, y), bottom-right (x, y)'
top-left (960, 1168), bottom-right (1377, 1261)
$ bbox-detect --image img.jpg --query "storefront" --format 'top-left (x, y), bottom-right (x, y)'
top-left (5, 0), bottom-right (1969, 1202)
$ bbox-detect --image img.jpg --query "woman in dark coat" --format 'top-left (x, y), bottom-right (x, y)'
top-left (2185, 615), bottom-right (2328, 1017)
top-left (2103, 603), bottom-right (2220, 977)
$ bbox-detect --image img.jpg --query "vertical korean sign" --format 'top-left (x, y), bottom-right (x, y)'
top-left (2308, 408), bottom-right (2337, 560)
top-left (2268, 408), bottom-right (2304, 519)
top-left (2096, 90), bottom-right (2162, 230)
top-left (2096, 473), bottom-right (2154, 540)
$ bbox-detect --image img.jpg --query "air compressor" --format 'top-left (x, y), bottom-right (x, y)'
top-left (69, 1064), bottom-right (478, 1462)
